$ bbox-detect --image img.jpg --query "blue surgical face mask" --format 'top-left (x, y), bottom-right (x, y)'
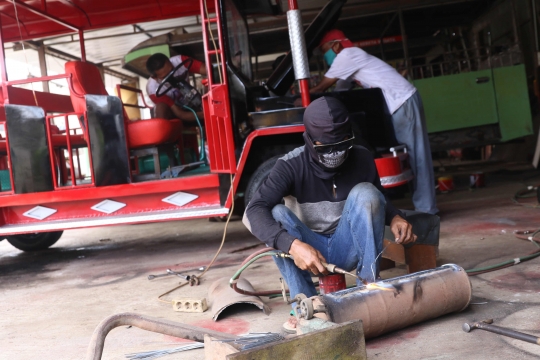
top-left (324, 48), bottom-right (337, 66)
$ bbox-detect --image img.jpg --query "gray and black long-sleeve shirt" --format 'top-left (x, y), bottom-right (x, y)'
top-left (244, 145), bottom-right (402, 253)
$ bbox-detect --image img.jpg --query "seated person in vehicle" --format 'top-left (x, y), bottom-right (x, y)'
top-left (145, 53), bottom-right (206, 125)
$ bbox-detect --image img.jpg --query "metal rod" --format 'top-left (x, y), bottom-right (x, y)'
top-left (532, 0), bottom-right (539, 54)
top-left (75, 148), bottom-right (82, 180)
top-left (379, 12), bottom-right (398, 61)
top-left (45, 115), bottom-right (58, 189)
top-left (398, 9), bottom-right (412, 79)
top-left (37, 41), bottom-right (49, 92)
top-left (0, 17), bottom-right (15, 195)
top-left (64, 114), bottom-right (77, 186)
top-left (286, 0), bottom-right (311, 107)
top-left (463, 320), bottom-right (540, 345)
top-left (85, 312), bottom-right (235, 360)
top-left (6, 74), bottom-right (69, 86)
top-left (8, 0), bottom-right (79, 32)
top-left (510, 0), bottom-right (521, 46)
top-left (79, 29), bottom-right (86, 62)
top-left (300, 80), bottom-right (311, 106)
top-left (0, 15), bottom-right (10, 103)
top-left (82, 112), bottom-right (96, 187)
top-left (458, 27), bottom-right (471, 71)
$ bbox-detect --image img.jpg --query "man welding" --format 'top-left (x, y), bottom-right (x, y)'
top-left (243, 96), bottom-right (416, 330)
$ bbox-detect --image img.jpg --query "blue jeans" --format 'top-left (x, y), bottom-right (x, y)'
top-left (272, 183), bottom-right (386, 304)
top-left (391, 91), bottom-right (438, 215)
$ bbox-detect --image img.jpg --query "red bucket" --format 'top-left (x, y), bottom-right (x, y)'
top-left (438, 176), bottom-right (454, 192)
top-left (470, 172), bottom-right (485, 188)
top-left (319, 274), bottom-right (346, 295)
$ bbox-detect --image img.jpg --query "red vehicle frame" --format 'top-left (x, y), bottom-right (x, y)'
top-left (0, 0), bottom-right (410, 251)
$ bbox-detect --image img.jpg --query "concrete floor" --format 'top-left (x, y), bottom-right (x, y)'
top-left (1, 161), bottom-right (540, 360)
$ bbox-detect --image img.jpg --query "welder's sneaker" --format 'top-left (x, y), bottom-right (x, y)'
top-left (282, 316), bottom-right (297, 334)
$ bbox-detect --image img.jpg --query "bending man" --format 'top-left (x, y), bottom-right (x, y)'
top-left (310, 29), bottom-right (438, 215)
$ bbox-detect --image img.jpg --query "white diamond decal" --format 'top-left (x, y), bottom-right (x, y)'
top-left (23, 206), bottom-right (57, 220)
top-left (162, 192), bottom-right (198, 207)
top-left (91, 200), bottom-right (126, 214)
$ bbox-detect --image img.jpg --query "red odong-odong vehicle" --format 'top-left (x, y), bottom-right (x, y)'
top-left (0, 0), bottom-right (410, 251)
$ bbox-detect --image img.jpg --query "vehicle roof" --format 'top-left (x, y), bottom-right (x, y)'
top-left (0, 0), bottom-right (209, 43)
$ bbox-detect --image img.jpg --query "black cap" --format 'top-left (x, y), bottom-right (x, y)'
top-left (303, 96), bottom-right (350, 144)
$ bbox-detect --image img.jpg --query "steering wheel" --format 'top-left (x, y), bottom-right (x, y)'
top-left (155, 58), bottom-right (193, 97)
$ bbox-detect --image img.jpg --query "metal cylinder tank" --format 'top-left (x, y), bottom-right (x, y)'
top-left (316, 264), bottom-right (472, 339)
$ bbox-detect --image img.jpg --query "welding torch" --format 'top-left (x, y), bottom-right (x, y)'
top-left (279, 252), bottom-right (368, 284)
top-left (321, 261), bottom-right (368, 285)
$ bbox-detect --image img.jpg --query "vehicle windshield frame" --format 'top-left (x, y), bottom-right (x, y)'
top-left (222, 0), bottom-right (252, 80)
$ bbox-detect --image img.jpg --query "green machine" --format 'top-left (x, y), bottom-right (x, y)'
top-left (414, 64), bottom-right (533, 151)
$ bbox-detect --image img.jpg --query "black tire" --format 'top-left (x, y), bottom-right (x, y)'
top-left (6, 231), bottom-right (63, 252)
top-left (244, 155), bottom-right (282, 208)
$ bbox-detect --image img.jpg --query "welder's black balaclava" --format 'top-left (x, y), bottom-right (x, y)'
top-left (303, 96), bottom-right (352, 178)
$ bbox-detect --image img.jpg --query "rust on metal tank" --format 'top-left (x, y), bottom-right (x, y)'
top-left (317, 264), bottom-right (472, 339)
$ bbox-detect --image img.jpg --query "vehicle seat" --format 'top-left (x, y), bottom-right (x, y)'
top-left (65, 61), bottom-right (184, 180)
top-left (115, 84), bottom-right (200, 165)
top-left (65, 61), bottom-right (182, 146)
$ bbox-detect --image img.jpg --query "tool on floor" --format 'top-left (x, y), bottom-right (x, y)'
top-left (213, 332), bottom-right (284, 350)
top-left (85, 312), bottom-right (235, 360)
top-left (152, 269), bottom-right (199, 286)
top-left (126, 342), bottom-right (204, 359)
top-left (147, 266), bottom-right (205, 280)
top-left (462, 319), bottom-right (540, 345)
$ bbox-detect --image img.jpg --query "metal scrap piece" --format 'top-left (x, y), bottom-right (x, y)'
top-left (208, 277), bottom-right (270, 321)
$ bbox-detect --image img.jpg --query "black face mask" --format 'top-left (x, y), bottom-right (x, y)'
top-left (317, 149), bottom-right (349, 168)
top-left (303, 133), bottom-right (353, 177)
top-left (306, 132), bottom-right (354, 169)
top-left (302, 97), bottom-right (353, 177)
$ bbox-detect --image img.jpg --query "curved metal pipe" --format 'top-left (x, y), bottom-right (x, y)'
top-left (314, 264), bottom-right (472, 338)
top-left (85, 312), bottom-right (235, 360)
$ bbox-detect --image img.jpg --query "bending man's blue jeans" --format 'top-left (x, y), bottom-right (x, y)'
top-left (272, 182), bottom-right (386, 304)
top-left (391, 91), bottom-right (438, 214)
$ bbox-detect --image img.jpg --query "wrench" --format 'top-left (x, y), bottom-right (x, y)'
top-left (147, 266), bottom-right (205, 280)
top-left (166, 269), bottom-right (200, 286)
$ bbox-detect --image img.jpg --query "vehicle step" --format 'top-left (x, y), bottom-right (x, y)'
top-left (0, 206), bottom-right (230, 235)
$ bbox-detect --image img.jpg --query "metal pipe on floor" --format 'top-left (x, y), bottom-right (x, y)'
top-left (309, 264), bottom-right (471, 339)
top-left (463, 319), bottom-right (540, 345)
top-left (85, 312), bottom-right (235, 360)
